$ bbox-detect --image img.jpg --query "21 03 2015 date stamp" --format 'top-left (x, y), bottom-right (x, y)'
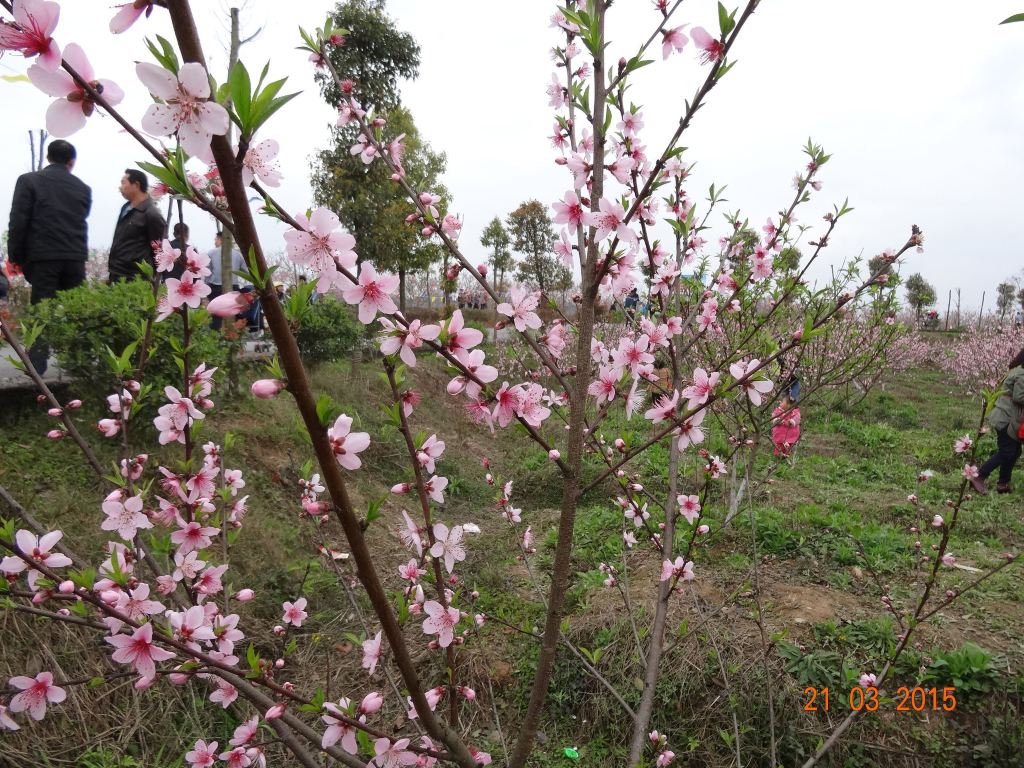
top-left (803, 686), bottom-right (958, 713)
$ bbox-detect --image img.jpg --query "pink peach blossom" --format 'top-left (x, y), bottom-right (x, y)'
top-left (422, 600), bottom-right (460, 648)
top-left (137, 61), bottom-right (229, 158)
top-left (0, 0), bottom-right (60, 70)
top-left (343, 263), bottom-right (399, 324)
top-left (105, 622), bottom-right (176, 679)
top-left (282, 597), bottom-right (308, 627)
top-left (27, 43), bottom-right (125, 137)
top-left (327, 414), bottom-right (371, 470)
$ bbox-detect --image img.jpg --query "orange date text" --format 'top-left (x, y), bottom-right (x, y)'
top-left (802, 686), bottom-right (956, 712)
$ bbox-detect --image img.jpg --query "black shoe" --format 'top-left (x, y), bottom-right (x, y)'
top-left (996, 483), bottom-right (1013, 494)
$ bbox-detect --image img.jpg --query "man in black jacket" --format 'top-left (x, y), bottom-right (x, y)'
top-left (7, 139), bottom-right (91, 304)
top-left (7, 140), bottom-right (92, 374)
top-left (108, 169), bottom-right (165, 282)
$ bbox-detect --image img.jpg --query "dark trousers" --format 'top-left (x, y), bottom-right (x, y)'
top-left (23, 260), bottom-right (86, 375)
top-left (25, 260), bottom-right (85, 304)
top-left (979, 427), bottom-right (1023, 485)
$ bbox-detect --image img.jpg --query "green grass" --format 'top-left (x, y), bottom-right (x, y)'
top-left (2, 357), bottom-right (1023, 766)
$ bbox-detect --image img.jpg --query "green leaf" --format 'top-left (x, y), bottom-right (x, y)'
top-left (137, 161), bottom-right (189, 197)
top-left (229, 60), bottom-right (253, 129)
top-left (144, 35), bottom-right (180, 74)
top-left (315, 393), bottom-right (338, 427)
top-left (366, 495), bottom-right (388, 525)
top-left (718, 2), bottom-right (732, 36)
top-left (246, 642), bottom-right (261, 674)
top-left (1000, 12), bottom-right (1024, 23)
top-left (299, 687), bottom-right (326, 713)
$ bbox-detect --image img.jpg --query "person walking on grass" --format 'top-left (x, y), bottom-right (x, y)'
top-left (971, 347), bottom-right (1024, 495)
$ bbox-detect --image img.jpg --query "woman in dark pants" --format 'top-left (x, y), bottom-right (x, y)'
top-left (971, 347), bottom-right (1024, 494)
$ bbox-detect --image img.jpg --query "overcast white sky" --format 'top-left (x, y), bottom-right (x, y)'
top-left (1, 1), bottom-right (1022, 310)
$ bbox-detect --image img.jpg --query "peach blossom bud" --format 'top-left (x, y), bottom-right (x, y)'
top-left (36, 394), bottom-right (47, 403)
top-left (697, 524), bottom-right (710, 534)
top-left (125, 379), bottom-right (141, 393)
top-left (57, 608), bottom-right (70, 616)
top-left (47, 407), bottom-right (63, 417)
top-left (359, 691), bottom-right (384, 714)
top-left (236, 589), bottom-right (255, 602)
top-left (32, 590), bottom-right (49, 605)
top-left (100, 590), bottom-right (120, 604)
top-left (477, 264), bottom-right (487, 275)
top-left (421, 226), bottom-right (434, 237)
top-left (614, 438), bottom-right (626, 451)
top-left (169, 671), bottom-right (190, 685)
top-left (46, 429), bottom-right (64, 440)
top-left (273, 625), bottom-right (285, 635)
top-left (302, 500), bottom-right (327, 516)
top-left (471, 590), bottom-right (479, 599)
top-left (457, 686), bottom-right (476, 700)
top-left (274, 659), bottom-right (284, 669)
top-left (251, 379), bottom-right (285, 399)
top-left (59, 580), bottom-right (75, 594)
top-left (265, 703), bottom-right (286, 720)
top-left (945, 590), bottom-right (955, 599)
top-left (481, 458), bottom-right (491, 469)
top-left (932, 515), bottom-right (944, 527)
top-left (66, 399), bottom-right (82, 409)
top-left (319, 514), bottom-right (329, 524)
top-left (135, 675), bottom-right (156, 691)
top-left (391, 482), bottom-right (411, 495)
top-left (208, 291), bottom-right (250, 317)
top-left (548, 449), bottom-right (560, 460)
top-left (616, 470), bottom-right (625, 477)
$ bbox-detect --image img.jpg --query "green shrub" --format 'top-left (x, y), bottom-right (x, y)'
top-left (25, 279), bottom-right (225, 403)
top-left (924, 642), bottom-right (1001, 696)
top-left (294, 295), bottom-right (362, 365)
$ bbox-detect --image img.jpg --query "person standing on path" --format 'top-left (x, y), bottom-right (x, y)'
top-left (7, 139), bottom-right (92, 373)
top-left (971, 347), bottom-right (1024, 495)
top-left (108, 169), bottom-right (165, 282)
